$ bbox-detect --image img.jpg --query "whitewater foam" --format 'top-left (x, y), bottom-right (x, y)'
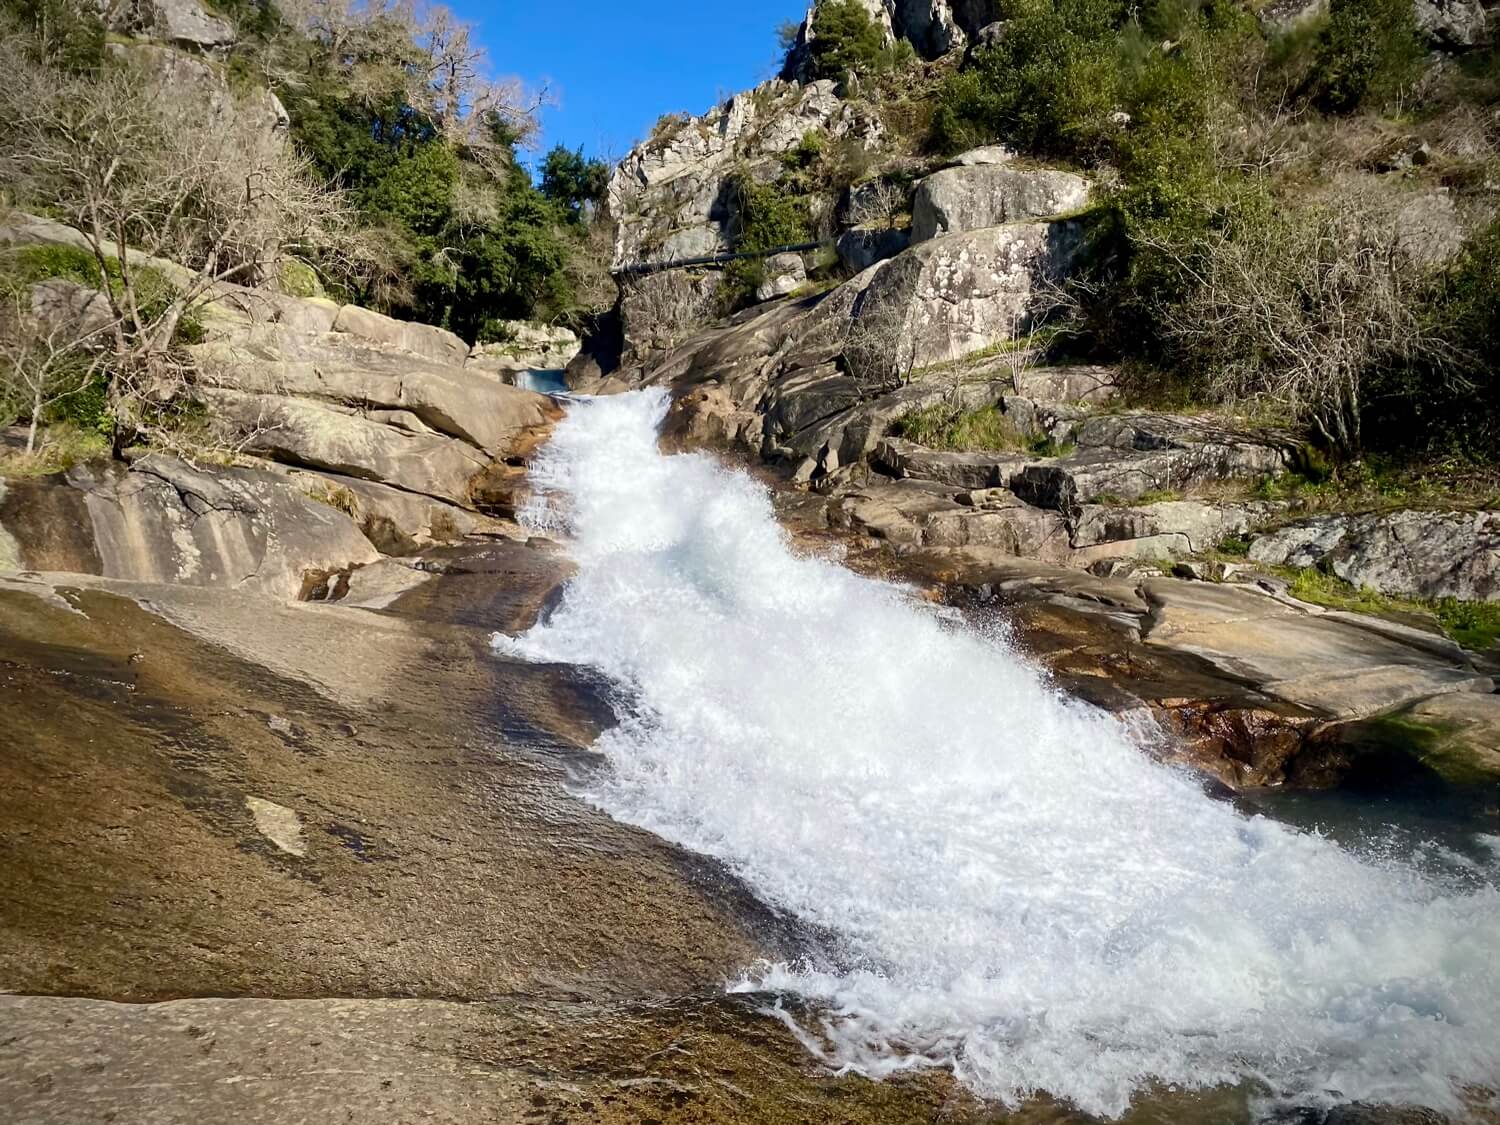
top-left (495, 390), bottom-right (1500, 1118)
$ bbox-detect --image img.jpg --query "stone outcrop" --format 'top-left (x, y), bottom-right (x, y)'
top-left (855, 221), bottom-right (1085, 369)
top-left (608, 80), bottom-right (874, 271)
top-left (911, 164), bottom-right (1091, 242)
top-left (103, 0), bottom-right (235, 48)
top-left (466, 322), bottom-right (581, 378)
top-left (330, 304), bottom-right (469, 367)
top-left (193, 336), bottom-right (559, 461)
top-left (782, 0), bottom-right (1010, 75)
top-left (198, 390), bottom-right (492, 508)
top-left (1011, 414), bottom-right (1290, 517)
top-left (836, 225), bottom-right (911, 271)
top-left (0, 456), bottom-right (379, 600)
top-left (755, 251), bottom-right (810, 302)
top-left (1249, 509), bottom-right (1500, 602)
top-left (1414, 0), bottom-right (1489, 47)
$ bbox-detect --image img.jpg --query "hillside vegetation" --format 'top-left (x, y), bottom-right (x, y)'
top-left (759, 0), bottom-right (1499, 468)
top-left (0, 0), bottom-right (612, 341)
top-left (0, 0), bottom-right (612, 461)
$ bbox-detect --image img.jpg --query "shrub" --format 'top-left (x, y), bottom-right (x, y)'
top-left (0, 244), bottom-right (111, 296)
top-left (539, 145), bottom-right (610, 222)
top-left (930, 0), bottom-right (1127, 160)
top-left (1145, 186), bottom-right (1432, 457)
top-left (1364, 217), bottom-right (1500, 460)
top-left (781, 131), bottom-right (826, 172)
top-left (1311, 0), bottom-right (1423, 113)
top-left (0, 0), bottom-right (105, 72)
top-left (722, 172), bottom-right (811, 304)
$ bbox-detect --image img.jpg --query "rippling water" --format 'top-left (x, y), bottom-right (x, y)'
top-left (495, 389), bottom-right (1500, 1119)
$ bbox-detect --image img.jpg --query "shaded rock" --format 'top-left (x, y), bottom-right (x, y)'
top-left (912, 165), bottom-right (1091, 242)
top-left (1302, 692), bottom-right (1500, 790)
top-left (765, 367), bottom-right (864, 436)
top-left (1388, 692), bottom-right (1500, 783)
top-left (1142, 578), bottom-right (1492, 719)
top-left (1249, 510), bottom-right (1500, 602)
top-left (0, 456), bottom-right (378, 600)
top-left (836, 225), bottom-right (912, 272)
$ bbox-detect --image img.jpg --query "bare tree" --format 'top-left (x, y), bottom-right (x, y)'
top-left (1146, 187), bottom-right (1446, 455)
top-left (621, 272), bottom-right (719, 354)
top-left (0, 284), bottom-right (117, 455)
top-left (843, 295), bottom-right (916, 394)
top-left (0, 35), bottom-right (355, 446)
top-left (844, 179), bottom-right (905, 229)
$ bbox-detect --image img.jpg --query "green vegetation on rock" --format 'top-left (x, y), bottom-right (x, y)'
top-left (907, 0), bottom-right (1500, 469)
top-left (1282, 566), bottom-right (1500, 652)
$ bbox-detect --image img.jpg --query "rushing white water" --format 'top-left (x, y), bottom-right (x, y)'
top-left (495, 390), bottom-right (1500, 1119)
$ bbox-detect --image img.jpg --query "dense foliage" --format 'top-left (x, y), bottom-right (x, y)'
top-left (721, 172), bottom-right (813, 304)
top-left (0, 0), bottom-right (613, 343)
top-left (922, 0), bottom-right (1500, 461)
top-left (247, 8), bottom-right (611, 340)
top-left (807, 0), bottom-right (890, 91)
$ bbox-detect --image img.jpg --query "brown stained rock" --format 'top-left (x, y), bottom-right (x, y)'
top-left (0, 994), bottom-right (988, 1125)
top-left (0, 577), bottom-right (781, 1005)
top-left (660, 384), bottom-right (762, 453)
top-left (1, 458), bottom-right (379, 601)
top-left (1151, 700), bottom-right (1321, 790)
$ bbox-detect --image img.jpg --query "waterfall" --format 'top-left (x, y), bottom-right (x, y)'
top-left (494, 389), bottom-right (1500, 1119)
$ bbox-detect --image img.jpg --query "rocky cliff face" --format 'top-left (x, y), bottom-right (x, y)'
top-left (781, 0), bottom-right (1005, 76)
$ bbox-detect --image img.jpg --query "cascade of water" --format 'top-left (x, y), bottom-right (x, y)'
top-left (495, 389), bottom-right (1500, 1119)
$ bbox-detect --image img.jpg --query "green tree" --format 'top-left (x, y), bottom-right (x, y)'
top-left (808, 0), bottom-right (887, 92)
top-left (539, 145), bottom-right (610, 223)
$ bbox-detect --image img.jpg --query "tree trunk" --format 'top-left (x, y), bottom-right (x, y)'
top-left (26, 390), bottom-right (40, 455)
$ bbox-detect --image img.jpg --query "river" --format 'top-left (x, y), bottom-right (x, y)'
top-left (496, 389), bottom-right (1500, 1120)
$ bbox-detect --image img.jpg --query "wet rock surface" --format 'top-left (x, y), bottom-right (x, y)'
top-left (0, 542), bottom-right (1016, 1123)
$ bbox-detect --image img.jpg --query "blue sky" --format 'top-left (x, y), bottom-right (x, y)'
top-left (449, 1), bottom-right (809, 168)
